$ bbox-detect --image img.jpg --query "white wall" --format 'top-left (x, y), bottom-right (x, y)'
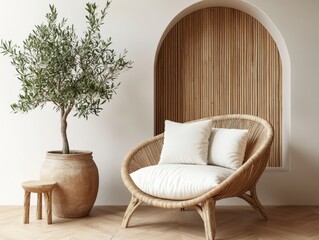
top-left (0, 0), bottom-right (319, 205)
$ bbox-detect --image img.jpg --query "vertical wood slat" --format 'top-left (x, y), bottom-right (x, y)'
top-left (155, 7), bottom-right (282, 167)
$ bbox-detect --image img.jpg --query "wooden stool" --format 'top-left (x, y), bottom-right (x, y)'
top-left (21, 180), bottom-right (56, 224)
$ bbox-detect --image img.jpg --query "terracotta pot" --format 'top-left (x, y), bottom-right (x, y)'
top-left (40, 151), bottom-right (99, 218)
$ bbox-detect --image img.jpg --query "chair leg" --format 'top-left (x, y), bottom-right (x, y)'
top-left (44, 191), bottom-right (53, 224)
top-left (37, 193), bottom-right (42, 220)
top-left (240, 186), bottom-right (267, 220)
top-left (202, 199), bottom-right (217, 240)
top-left (121, 195), bottom-right (143, 228)
top-left (23, 191), bottom-right (31, 224)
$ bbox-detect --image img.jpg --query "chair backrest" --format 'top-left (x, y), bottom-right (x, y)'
top-left (124, 114), bottom-right (273, 175)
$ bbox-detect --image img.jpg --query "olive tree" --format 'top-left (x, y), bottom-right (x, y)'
top-left (0, 1), bottom-right (132, 154)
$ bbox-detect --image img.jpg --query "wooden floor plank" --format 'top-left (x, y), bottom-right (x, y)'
top-left (0, 205), bottom-right (318, 240)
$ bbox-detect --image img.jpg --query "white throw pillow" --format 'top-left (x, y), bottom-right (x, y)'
top-left (158, 119), bottom-right (213, 165)
top-left (130, 164), bottom-right (234, 200)
top-left (208, 128), bottom-right (248, 170)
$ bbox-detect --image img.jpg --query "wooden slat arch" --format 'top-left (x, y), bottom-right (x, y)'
top-left (155, 7), bottom-right (282, 167)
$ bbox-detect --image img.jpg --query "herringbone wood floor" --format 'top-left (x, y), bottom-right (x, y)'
top-left (0, 205), bottom-right (318, 240)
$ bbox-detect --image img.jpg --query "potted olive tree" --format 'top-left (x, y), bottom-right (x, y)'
top-left (0, 1), bottom-right (132, 217)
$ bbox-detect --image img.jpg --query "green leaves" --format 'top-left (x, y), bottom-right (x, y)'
top-left (0, 1), bottom-right (132, 119)
top-left (85, 1), bottom-right (110, 31)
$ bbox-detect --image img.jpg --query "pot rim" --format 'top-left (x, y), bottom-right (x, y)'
top-left (47, 150), bottom-right (92, 156)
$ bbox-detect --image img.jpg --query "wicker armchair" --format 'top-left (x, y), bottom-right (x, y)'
top-left (121, 114), bottom-right (274, 240)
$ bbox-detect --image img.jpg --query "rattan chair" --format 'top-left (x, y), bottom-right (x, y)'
top-left (121, 114), bottom-right (274, 240)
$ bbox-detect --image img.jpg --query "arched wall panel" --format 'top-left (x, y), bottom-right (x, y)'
top-left (155, 7), bottom-right (282, 167)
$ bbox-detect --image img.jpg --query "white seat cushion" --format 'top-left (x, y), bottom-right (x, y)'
top-left (130, 164), bottom-right (234, 200)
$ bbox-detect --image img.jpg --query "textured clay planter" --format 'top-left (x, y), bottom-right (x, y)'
top-left (40, 151), bottom-right (99, 218)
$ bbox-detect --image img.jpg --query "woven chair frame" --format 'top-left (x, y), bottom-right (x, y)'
top-left (121, 114), bottom-right (274, 240)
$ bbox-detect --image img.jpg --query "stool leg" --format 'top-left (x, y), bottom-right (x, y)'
top-left (44, 191), bottom-right (53, 224)
top-left (23, 191), bottom-right (30, 224)
top-left (37, 193), bottom-right (42, 220)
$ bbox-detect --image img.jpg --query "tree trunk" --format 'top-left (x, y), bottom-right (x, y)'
top-left (61, 109), bottom-right (70, 154)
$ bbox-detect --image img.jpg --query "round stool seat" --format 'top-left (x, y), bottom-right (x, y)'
top-left (22, 180), bottom-right (56, 193)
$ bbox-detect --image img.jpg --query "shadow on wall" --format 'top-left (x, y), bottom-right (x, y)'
top-left (261, 141), bottom-right (319, 205)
